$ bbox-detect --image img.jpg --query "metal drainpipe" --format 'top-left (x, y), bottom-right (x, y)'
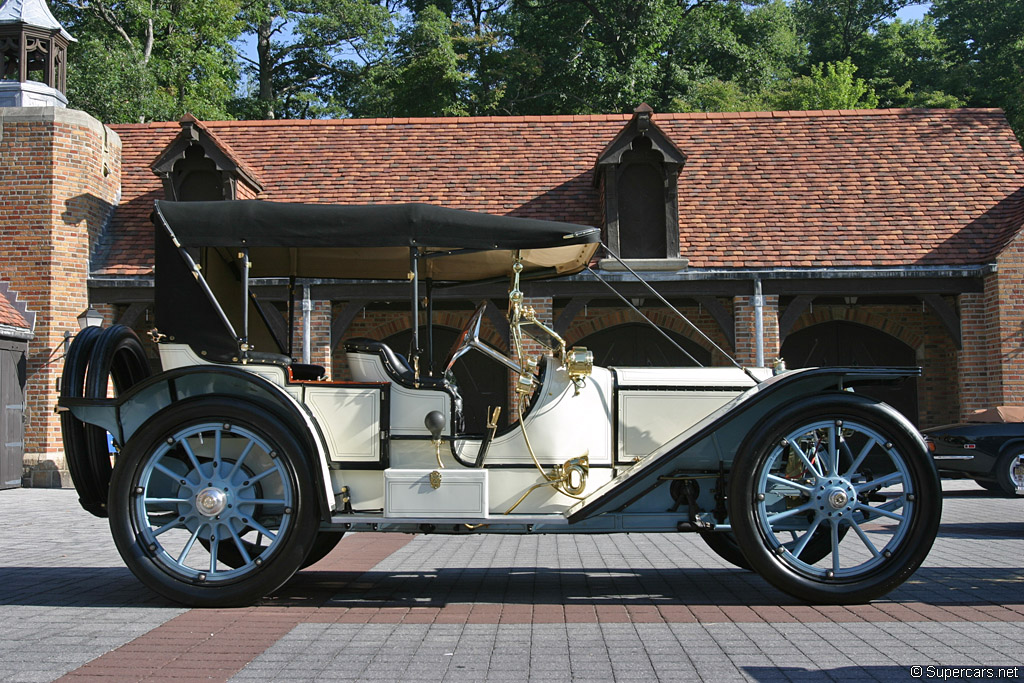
top-left (753, 278), bottom-right (764, 368)
top-left (302, 284), bottom-right (311, 365)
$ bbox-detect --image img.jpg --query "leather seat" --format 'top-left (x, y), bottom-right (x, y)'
top-left (245, 351), bottom-right (325, 381)
top-left (344, 337), bottom-right (445, 387)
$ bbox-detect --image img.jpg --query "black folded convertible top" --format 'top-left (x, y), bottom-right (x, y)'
top-left (156, 200), bottom-right (599, 250)
top-left (154, 200), bottom-right (601, 281)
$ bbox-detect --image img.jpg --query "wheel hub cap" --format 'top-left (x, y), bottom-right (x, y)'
top-left (195, 487), bottom-right (228, 517)
top-left (827, 488), bottom-right (849, 509)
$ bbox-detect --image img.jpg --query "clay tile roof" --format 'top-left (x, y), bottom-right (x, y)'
top-left (95, 108), bottom-right (1024, 276)
top-left (0, 287), bottom-right (31, 331)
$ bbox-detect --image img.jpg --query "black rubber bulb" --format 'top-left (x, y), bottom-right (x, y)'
top-left (424, 411), bottom-right (445, 440)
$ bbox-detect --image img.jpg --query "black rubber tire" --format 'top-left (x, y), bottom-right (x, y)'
top-left (993, 450), bottom-right (1024, 496)
top-left (699, 531), bottom-right (753, 570)
top-left (299, 531), bottom-right (345, 568)
top-left (61, 325), bottom-right (150, 517)
top-left (61, 326), bottom-right (106, 514)
top-left (699, 525), bottom-right (844, 571)
top-left (204, 528), bottom-right (343, 571)
top-left (975, 479), bottom-right (1003, 493)
top-left (729, 393), bottom-right (941, 605)
top-left (83, 325), bottom-right (151, 508)
top-left (108, 398), bottom-right (319, 607)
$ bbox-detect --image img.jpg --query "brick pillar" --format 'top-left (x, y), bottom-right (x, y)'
top-left (958, 228), bottom-right (1024, 418)
top-left (0, 108), bottom-right (121, 486)
top-left (733, 293), bottom-right (779, 367)
top-left (957, 288), bottom-right (996, 417)
top-left (296, 299), bottom-right (333, 378)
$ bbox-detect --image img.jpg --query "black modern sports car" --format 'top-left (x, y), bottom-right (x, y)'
top-left (923, 406), bottom-right (1024, 496)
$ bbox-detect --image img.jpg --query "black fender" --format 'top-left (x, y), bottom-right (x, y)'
top-left (59, 365), bottom-right (334, 521)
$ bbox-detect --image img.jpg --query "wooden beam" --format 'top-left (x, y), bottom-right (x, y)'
top-left (693, 295), bottom-right (735, 348)
top-left (922, 294), bottom-right (962, 350)
top-left (778, 295), bottom-right (814, 339)
top-left (554, 297), bottom-right (591, 336)
top-left (115, 302), bottom-right (148, 328)
top-left (330, 300), bottom-right (371, 352)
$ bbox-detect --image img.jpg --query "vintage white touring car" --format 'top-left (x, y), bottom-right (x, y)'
top-left (59, 200), bottom-right (940, 607)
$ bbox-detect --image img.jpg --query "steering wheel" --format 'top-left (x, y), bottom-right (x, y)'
top-left (445, 302), bottom-right (488, 374)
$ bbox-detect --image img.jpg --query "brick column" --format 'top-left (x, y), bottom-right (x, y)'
top-left (0, 108), bottom-right (121, 486)
top-left (957, 288), bottom-right (996, 416)
top-left (733, 293), bottom-right (779, 367)
top-left (295, 299), bottom-right (333, 378)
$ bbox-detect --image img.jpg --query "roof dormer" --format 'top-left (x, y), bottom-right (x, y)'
top-left (596, 104), bottom-right (687, 266)
top-left (151, 114), bottom-right (263, 201)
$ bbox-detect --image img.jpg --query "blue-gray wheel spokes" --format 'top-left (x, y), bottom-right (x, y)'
top-left (755, 419), bottom-right (913, 579)
top-left (133, 422), bottom-right (294, 582)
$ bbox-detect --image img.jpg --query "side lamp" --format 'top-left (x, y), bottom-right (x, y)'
top-left (77, 305), bottom-right (103, 330)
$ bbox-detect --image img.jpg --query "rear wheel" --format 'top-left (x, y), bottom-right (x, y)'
top-left (108, 398), bottom-right (318, 607)
top-left (730, 394), bottom-right (940, 604)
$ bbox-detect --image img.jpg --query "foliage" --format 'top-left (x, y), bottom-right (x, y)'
top-left (55, 0), bottom-right (242, 123)
top-left (771, 59), bottom-right (879, 110)
top-left (40, 0), bottom-right (1024, 142)
top-left (231, 0), bottom-right (392, 119)
top-left (931, 0), bottom-right (1024, 138)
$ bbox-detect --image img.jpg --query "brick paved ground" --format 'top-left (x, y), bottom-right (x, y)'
top-left (0, 481), bottom-right (1021, 682)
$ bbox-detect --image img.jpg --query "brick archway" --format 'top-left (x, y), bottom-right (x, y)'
top-left (564, 307), bottom-right (730, 361)
top-left (786, 307), bottom-right (922, 352)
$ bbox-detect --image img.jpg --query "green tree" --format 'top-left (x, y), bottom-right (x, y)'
top-left (771, 58), bottom-right (880, 110)
top-left (855, 19), bottom-right (962, 108)
top-left (233, 0), bottom-right (391, 119)
top-left (792, 0), bottom-right (913, 64)
top-left (496, 0), bottom-right (674, 114)
top-left (661, 0), bottom-right (803, 113)
top-left (931, 0), bottom-right (1024, 138)
top-left (56, 0), bottom-right (242, 123)
top-left (350, 4), bottom-right (468, 116)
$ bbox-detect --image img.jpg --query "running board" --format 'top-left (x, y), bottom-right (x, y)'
top-left (328, 513), bottom-right (569, 527)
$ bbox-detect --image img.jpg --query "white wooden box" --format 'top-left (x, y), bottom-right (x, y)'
top-left (384, 468), bottom-right (488, 518)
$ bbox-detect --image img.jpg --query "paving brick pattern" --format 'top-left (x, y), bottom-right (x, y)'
top-left (0, 481), bottom-right (1021, 682)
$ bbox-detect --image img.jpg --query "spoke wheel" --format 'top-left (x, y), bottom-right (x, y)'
top-left (109, 399), bottom-right (318, 607)
top-left (730, 394), bottom-right (940, 604)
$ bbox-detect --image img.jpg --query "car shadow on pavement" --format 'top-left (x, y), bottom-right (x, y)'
top-left (939, 522), bottom-right (1024, 539)
top-left (0, 563), bottom-right (1019, 610)
top-left (270, 564), bottom-right (1024, 610)
top-left (0, 566), bottom-right (178, 608)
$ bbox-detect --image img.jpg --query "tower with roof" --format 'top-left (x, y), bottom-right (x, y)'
top-left (0, 0), bottom-right (74, 107)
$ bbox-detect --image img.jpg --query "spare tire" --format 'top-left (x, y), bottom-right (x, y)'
top-left (60, 324), bottom-right (151, 517)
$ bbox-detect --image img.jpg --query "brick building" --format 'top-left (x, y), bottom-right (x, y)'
top-left (2, 15), bottom-right (1024, 485)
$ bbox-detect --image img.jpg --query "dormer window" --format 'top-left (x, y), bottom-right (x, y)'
top-left (151, 115), bottom-right (263, 202)
top-left (172, 144), bottom-right (227, 201)
top-left (596, 104), bottom-right (686, 263)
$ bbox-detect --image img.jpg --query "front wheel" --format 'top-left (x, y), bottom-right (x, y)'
top-left (729, 394), bottom-right (940, 604)
top-left (108, 398), bottom-right (319, 607)
top-left (993, 451), bottom-right (1024, 496)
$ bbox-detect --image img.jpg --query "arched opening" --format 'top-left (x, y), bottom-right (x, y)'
top-left (384, 325), bottom-right (509, 434)
top-left (782, 320), bottom-right (919, 424)
top-left (576, 323), bottom-right (710, 367)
